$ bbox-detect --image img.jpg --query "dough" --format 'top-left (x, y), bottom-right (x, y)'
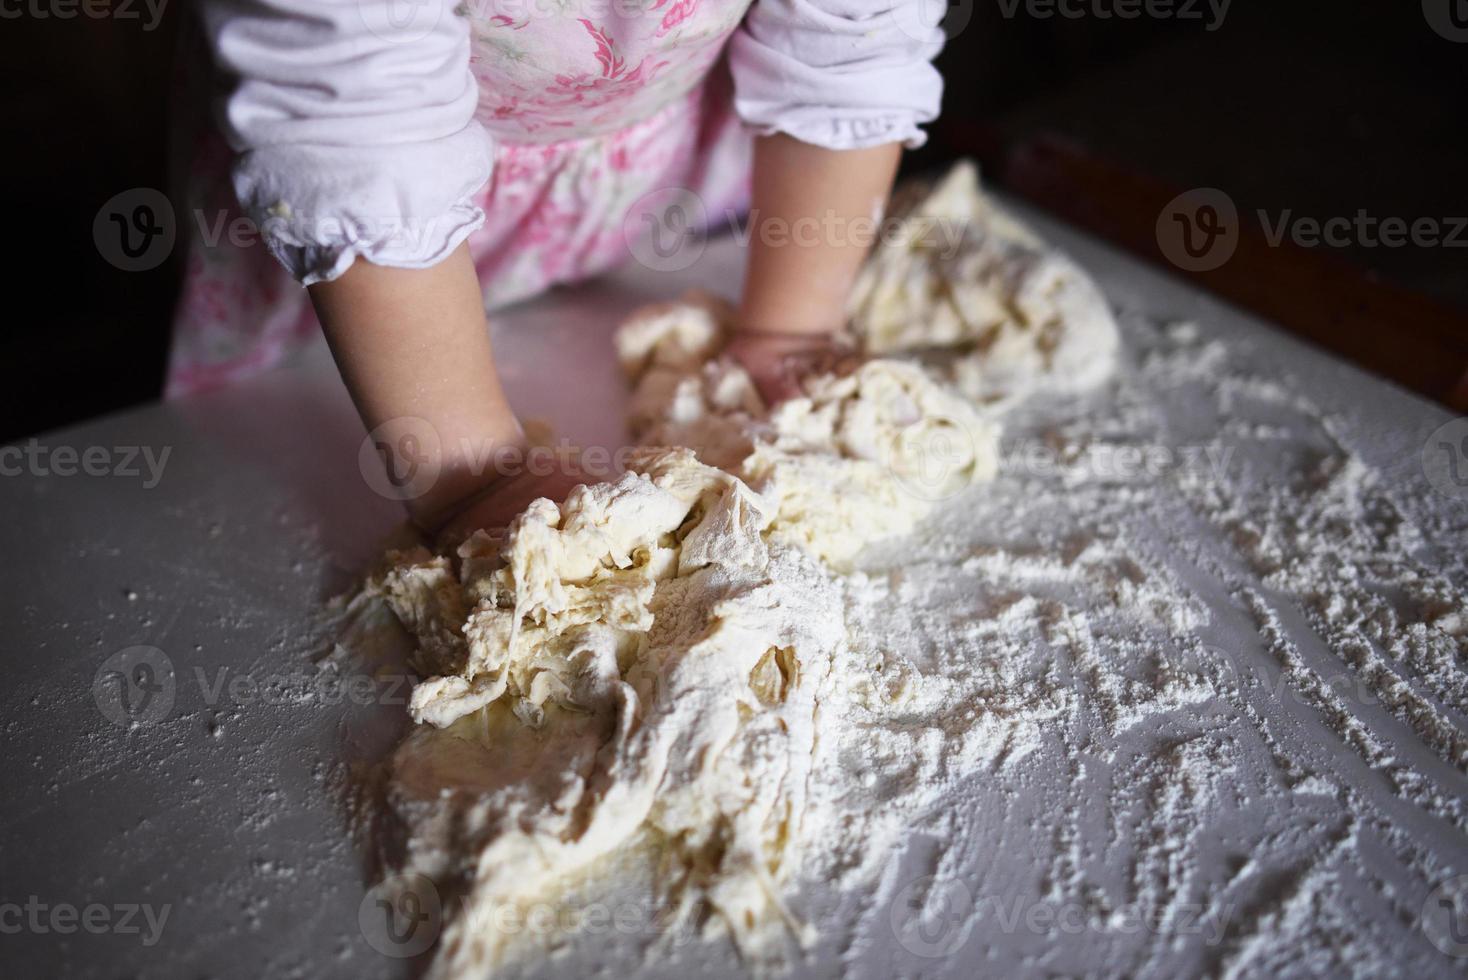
top-left (370, 352), bottom-right (999, 974)
top-left (360, 162), bottom-right (1117, 977)
top-left (849, 162), bottom-right (1120, 408)
top-left (616, 290), bottom-right (1001, 568)
top-left (378, 449), bottom-right (842, 975)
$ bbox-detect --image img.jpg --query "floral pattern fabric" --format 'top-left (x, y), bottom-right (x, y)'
top-left (167, 1), bottom-right (755, 397)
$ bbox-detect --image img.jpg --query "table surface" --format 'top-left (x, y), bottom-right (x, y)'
top-left (3, 202), bottom-right (1466, 979)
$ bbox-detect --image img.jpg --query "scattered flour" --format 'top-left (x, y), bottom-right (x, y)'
top-left (345, 166), bottom-right (1468, 980)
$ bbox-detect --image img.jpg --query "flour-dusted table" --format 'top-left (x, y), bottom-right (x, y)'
top-left (3, 203), bottom-right (1466, 979)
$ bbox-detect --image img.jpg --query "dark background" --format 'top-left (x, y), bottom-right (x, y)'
top-left (3, 0), bottom-right (1465, 442)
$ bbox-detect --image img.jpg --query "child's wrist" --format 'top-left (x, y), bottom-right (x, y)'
top-left (728, 324), bottom-right (856, 359)
top-left (732, 324), bottom-right (852, 343)
top-left (405, 416), bottom-right (528, 534)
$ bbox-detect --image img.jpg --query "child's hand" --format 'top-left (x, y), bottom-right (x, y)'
top-left (428, 462), bottom-right (587, 546)
top-left (726, 328), bottom-right (861, 405)
top-left (732, 134), bottom-right (901, 405)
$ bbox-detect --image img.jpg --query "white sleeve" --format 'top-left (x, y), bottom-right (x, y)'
top-left (202, 0), bottom-right (494, 285)
top-left (727, 0), bottom-right (946, 151)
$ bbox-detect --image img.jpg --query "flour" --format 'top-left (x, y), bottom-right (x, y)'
top-left (367, 347), bottom-right (1009, 975)
top-left (350, 166), bottom-right (1468, 979)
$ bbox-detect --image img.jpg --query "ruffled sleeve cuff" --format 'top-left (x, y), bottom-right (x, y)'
top-left (742, 113), bottom-right (931, 152)
top-left (204, 0), bottom-right (491, 285)
top-left (729, 0), bottom-right (945, 151)
top-left (232, 125), bottom-right (494, 285)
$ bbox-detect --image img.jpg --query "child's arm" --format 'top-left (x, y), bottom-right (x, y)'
top-left (731, 134), bottom-right (902, 400)
top-left (200, 0), bottom-right (548, 532)
top-left (725, 0), bottom-right (946, 400)
top-left (309, 245), bottom-right (533, 534)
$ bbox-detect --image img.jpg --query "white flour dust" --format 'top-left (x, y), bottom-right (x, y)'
top-left (343, 166), bottom-right (1468, 980)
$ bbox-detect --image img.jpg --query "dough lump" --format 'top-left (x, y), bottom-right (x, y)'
top-left (361, 162), bottom-right (1119, 978)
top-left (370, 346), bottom-right (1000, 975)
top-left (849, 162), bottom-right (1120, 408)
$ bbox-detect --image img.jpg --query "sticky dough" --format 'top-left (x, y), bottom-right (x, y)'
top-left (848, 161), bottom-right (1119, 408)
top-left (363, 164), bottom-right (1117, 978)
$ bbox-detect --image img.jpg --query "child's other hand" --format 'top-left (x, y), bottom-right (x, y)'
top-left (726, 328), bottom-right (861, 406)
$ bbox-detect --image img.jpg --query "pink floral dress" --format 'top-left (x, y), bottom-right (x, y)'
top-left (172, 0), bottom-right (944, 396)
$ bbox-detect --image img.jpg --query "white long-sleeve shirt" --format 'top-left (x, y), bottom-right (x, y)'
top-left (201, 0), bottom-right (947, 283)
